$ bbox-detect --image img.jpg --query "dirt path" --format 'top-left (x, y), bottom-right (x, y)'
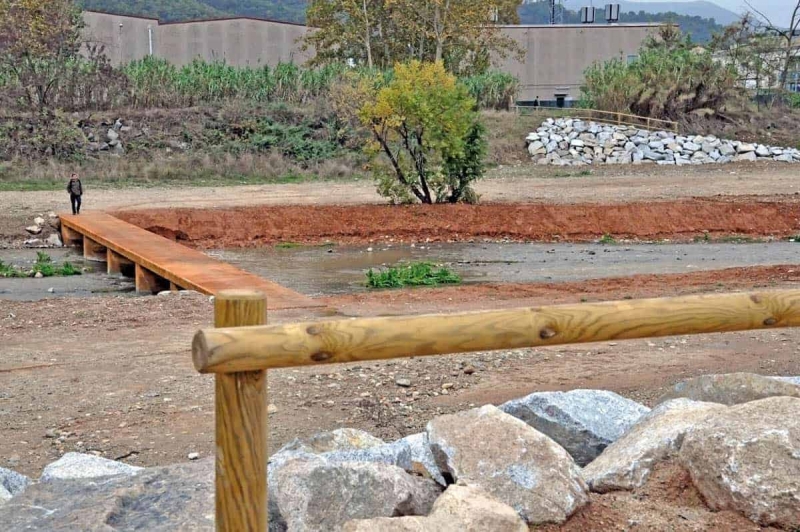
top-left (2, 270), bottom-right (800, 477)
top-left (3, 162), bottom-right (800, 242)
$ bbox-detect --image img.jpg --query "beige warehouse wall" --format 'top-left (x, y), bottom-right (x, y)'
top-left (82, 11), bottom-right (156, 65)
top-left (499, 24), bottom-right (659, 102)
top-left (157, 18), bottom-right (311, 67)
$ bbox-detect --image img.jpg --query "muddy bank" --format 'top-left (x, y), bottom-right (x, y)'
top-left (116, 199), bottom-right (800, 248)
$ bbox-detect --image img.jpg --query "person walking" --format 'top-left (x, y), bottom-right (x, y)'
top-left (67, 173), bottom-right (83, 215)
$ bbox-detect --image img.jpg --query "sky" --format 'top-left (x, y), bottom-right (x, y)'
top-left (636, 0), bottom-right (797, 26)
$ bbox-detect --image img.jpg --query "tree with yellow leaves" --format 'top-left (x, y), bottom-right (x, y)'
top-left (355, 61), bottom-right (486, 204)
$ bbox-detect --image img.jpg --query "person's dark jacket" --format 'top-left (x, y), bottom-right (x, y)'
top-left (67, 179), bottom-right (83, 196)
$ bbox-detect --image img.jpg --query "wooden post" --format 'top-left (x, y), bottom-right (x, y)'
top-left (214, 290), bottom-right (268, 532)
top-left (60, 225), bottom-right (83, 248)
top-left (83, 236), bottom-right (107, 262)
top-left (107, 250), bottom-right (135, 277)
top-left (135, 263), bottom-right (169, 294)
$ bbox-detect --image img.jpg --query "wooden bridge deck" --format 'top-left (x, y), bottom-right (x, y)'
top-left (60, 212), bottom-right (323, 311)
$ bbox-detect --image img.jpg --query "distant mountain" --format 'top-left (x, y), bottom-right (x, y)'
top-left (519, 1), bottom-right (725, 42)
top-left (78, 0), bottom-right (307, 23)
top-left (616, 1), bottom-right (741, 25)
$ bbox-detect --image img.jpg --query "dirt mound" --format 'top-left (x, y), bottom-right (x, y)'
top-left (116, 199), bottom-right (800, 249)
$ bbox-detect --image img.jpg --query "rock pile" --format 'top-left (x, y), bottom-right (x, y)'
top-left (1, 373), bottom-right (798, 531)
top-left (526, 118), bottom-right (800, 166)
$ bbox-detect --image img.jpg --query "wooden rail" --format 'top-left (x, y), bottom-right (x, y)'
top-left (197, 288), bottom-right (800, 529)
top-left (513, 106), bottom-right (679, 133)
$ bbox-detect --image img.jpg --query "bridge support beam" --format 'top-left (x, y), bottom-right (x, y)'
top-left (135, 264), bottom-right (170, 294)
top-left (61, 225), bottom-right (83, 248)
top-left (83, 236), bottom-right (107, 262)
top-left (107, 250), bottom-right (135, 278)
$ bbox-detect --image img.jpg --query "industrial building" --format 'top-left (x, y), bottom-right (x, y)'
top-left (81, 10), bottom-right (658, 105)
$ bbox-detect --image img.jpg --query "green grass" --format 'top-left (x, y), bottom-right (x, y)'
top-left (598, 233), bottom-right (616, 245)
top-left (0, 252), bottom-right (82, 278)
top-left (366, 262), bottom-right (462, 289)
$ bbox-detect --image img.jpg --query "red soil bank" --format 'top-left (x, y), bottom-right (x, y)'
top-left (116, 199), bottom-right (800, 248)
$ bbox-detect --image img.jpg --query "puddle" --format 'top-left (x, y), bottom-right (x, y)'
top-left (213, 241), bottom-right (800, 297)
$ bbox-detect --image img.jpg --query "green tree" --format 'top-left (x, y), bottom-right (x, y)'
top-left (0, 0), bottom-right (123, 111)
top-left (356, 61), bottom-right (485, 204)
top-left (304, 0), bottom-right (521, 74)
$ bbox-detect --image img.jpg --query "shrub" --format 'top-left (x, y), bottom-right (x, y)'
top-left (581, 28), bottom-right (742, 120)
top-left (357, 61), bottom-right (487, 204)
top-left (366, 262), bottom-right (462, 288)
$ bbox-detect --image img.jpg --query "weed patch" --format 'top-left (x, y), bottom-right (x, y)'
top-left (599, 233), bottom-right (616, 245)
top-left (366, 262), bottom-right (461, 289)
top-left (0, 252), bottom-right (82, 278)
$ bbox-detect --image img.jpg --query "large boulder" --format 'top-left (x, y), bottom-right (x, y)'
top-left (272, 455), bottom-right (441, 532)
top-left (657, 372), bottom-right (800, 406)
top-left (426, 405), bottom-right (588, 525)
top-left (500, 389), bottom-right (649, 466)
top-left (343, 484), bottom-right (527, 532)
top-left (40, 452), bottom-right (143, 482)
top-left (278, 428), bottom-right (385, 455)
top-left (0, 459), bottom-right (214, 530)
top-left (771, 375), bottom-right (800, 386)
top-left (679, 397), bottom-right (800, 528)
top-left (324, 432), bottom-right (445, 486)
top-left (582, 399), bottom-right (726, 493)
top-left (0, 467), bottom-right (30, 503)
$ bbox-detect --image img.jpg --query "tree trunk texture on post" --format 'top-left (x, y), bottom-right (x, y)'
top-left (214, 290), bottom-right (268, 532)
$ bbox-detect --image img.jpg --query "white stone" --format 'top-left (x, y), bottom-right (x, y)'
top-left (41, 453), bottom-right (143, 482)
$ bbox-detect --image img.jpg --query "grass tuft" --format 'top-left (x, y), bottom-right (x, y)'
top-left (0, 253), bottom-right (82, 278)
top-left (366, 262), bottom-right (462, 289)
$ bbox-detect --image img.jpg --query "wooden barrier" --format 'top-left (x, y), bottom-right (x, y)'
top-left (213, 291), bottom-right (268, 532)
top-left (196, 288), bottom-right (800, 529)
top-left (513, 106), bottom-right (679, 133)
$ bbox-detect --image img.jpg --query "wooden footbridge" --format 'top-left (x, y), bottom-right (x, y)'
top-left (59, 212), bottom-right (322, 310)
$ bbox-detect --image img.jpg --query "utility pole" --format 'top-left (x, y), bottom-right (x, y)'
top-left (550, 0), bottom-right (556, 24)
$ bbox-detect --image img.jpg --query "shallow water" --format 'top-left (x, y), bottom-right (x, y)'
top-left (212, 241), bottom-right (800, 297)
top-left (2, 241), bottom-right (798, 301)
top-left (0, 248), bottom-right (134, 301)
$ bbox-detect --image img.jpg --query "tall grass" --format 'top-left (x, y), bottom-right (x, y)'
top-left (122, 57), bottom-right (349, 108)
top-left (460, 71), bottom-right (519, 110)
top-left (121, 57), bottom-right (518, 110)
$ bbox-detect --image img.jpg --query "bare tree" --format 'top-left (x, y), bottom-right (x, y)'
top-left (745, 0), bottom-right (800, 88)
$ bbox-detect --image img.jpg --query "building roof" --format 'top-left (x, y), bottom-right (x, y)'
top-left (159, 16), bottom-right (306, 27)
top-left (84, 9), bottom-right (160, 22)
top-left (83, 10), bottom-right (305, 27)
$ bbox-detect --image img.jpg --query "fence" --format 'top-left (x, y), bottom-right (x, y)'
top-left (193, 289), bottom-right (800, 530)
top-left (513, 106), bottom-right (679, 133)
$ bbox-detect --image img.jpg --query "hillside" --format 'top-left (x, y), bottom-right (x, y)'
top-left (518, 1), bottom-right (725, 42)
top-left (79, 0), bottom-right (728, 42)
top-left (78, 0), bottom-right (307, 23)
top-left (617, 1), bottom-right (740, 25)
